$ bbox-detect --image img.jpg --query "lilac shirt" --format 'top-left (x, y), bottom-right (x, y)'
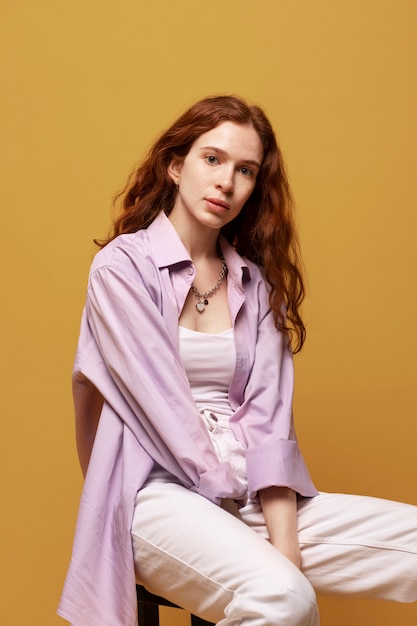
top-left (58, 211), bottom-right (317, 626)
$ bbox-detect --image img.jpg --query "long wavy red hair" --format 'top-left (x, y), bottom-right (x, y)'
top-left (98, 95), bottom-right (306, 352)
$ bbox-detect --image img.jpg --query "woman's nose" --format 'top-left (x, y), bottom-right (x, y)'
top-left (216, 167), bottom-right (234, 192)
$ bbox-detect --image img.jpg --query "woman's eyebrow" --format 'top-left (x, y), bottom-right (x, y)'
top-left (200, 146), bottom-right (261, 169)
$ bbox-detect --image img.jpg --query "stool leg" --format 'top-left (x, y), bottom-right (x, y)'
top-left (138, 602), bottom-right (160, 626)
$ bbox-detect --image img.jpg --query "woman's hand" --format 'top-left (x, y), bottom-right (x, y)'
top-left (259, 486), bottom-right (301, 569)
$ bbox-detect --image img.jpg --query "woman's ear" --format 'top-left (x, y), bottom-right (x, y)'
top-left (167, 158), bottom-right (182, 185)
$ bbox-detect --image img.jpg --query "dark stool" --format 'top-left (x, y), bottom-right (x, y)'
top-left (136, 585), bottom-right (215, 626)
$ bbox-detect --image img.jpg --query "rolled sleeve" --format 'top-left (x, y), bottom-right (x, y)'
top-left (197, 463), bottom-right (249, 503)
top-left (246, 438), bottom-right (317, 499)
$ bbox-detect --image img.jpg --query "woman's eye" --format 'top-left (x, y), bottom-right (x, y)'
top-left (239, 167), bottom-right (253, 177)
top-left (206, 155), bottom-right (219, 165)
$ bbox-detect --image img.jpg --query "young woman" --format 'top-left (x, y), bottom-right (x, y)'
top-left (59, 96), bottom-right (417, 626)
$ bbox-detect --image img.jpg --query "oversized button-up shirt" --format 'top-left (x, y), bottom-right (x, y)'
top-left (58, 211), bottom-right (317, 626)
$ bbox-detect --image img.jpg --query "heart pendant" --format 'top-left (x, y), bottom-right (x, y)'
top-left (196, 301), bottom-right (205, 313)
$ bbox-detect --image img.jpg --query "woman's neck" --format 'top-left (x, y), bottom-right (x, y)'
top-left (169, 213), bottom-right (220, 261)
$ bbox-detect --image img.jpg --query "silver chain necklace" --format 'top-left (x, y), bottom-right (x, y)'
top-left (191, 254), bottom-right (227, 313)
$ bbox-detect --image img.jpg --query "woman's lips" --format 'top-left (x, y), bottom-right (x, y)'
top-left (205, 197), bottom-right (230, 211)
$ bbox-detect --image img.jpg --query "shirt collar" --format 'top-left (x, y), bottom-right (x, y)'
top-left (146, 211), bottom-right (252, 287)
top-left (146, 211), bottom-right (191, 268)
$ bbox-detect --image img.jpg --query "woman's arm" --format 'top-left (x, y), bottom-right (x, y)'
top-left (75, 257), bottom-right (246, 504)
top-left (73, 372), bottom-right (104, 477)
top-left (229, 273), bottom-right (317, 501)
top-left (259, 486), bottom-right (301, 569)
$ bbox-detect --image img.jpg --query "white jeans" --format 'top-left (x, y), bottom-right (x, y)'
top-left (131, 416), bottom-right (417, 625)
top-left (131, 480), bottom-right (417, 626)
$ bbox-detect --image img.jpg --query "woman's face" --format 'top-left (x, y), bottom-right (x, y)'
top-left (168, 121), bottom-right (264, 233)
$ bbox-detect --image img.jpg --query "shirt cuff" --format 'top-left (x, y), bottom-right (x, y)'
top-left (197, 462), bottom-right (248, 504)
top-left (246, 438), bottom-right (318, 500)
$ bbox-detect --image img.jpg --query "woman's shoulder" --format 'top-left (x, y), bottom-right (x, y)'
top-left (90, 212), bottom-right (190, 277)
top-left (89, 229), bottom-right (154, 280)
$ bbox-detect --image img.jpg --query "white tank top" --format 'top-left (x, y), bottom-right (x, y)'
top-left (144, 326), bottom-right (248, 503)
top-left (178, 326), bottom-right (235, 417)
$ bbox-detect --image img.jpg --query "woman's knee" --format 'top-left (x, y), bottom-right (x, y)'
top-left (229, 568), bottom-right (319, 626)
top-left (271, 578), bottom-right (318, 626)
top-left (281, 587), bottom-right (319, 626)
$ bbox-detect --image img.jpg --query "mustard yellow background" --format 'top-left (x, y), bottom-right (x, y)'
top-left (1, 1), bottom-right (416, 625)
